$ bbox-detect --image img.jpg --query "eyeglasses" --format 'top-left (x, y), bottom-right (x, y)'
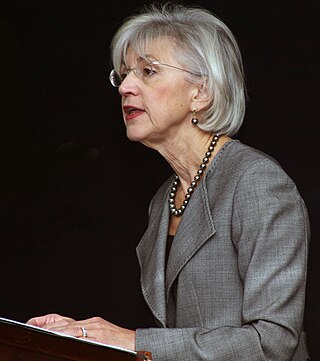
top-left (109, 59), bottom-right (197, 87)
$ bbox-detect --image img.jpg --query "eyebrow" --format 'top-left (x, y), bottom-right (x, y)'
top-left (121, 56), bottom-right (145, 69)
top-left (122, 54), bottom-right (160, 67)
top-left (143, 54), bottom-right (161, 62)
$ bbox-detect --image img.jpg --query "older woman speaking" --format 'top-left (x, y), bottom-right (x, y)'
top-left (28, 3), bottom-right (310, 360)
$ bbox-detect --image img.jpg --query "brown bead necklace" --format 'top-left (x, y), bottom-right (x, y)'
top-left (169, 133), bottom-right (221, 217)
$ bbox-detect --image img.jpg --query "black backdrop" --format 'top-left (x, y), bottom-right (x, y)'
top-left (1, 0), bottom-right (319, 358)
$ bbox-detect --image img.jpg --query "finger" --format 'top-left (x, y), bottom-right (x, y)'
top-left (63, 322), bottom-right (97, 340)
top-left (27, 314), bottom-right (64, 327)
top-left (46, 323), bottom-right (87, 339)
top-left (42, 317), bottom-right (75, 331)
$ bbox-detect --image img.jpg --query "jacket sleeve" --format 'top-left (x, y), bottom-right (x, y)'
top-left (135, 159), bottom-right (310, 361)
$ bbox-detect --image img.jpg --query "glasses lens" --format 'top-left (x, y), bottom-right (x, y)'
top-left (109, 69), bottom-right (121, 87)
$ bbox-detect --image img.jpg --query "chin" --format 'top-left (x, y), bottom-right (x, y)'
top-left (126, 128), bottom-right (148, 143)
top-left (125, 122), bottom-right (161, 147)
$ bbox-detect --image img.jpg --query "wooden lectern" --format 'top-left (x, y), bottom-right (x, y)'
top-left (0, 318), bottom-right (152, 360)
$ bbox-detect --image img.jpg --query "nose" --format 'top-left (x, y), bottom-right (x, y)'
top-left (118, 71), bottom-right (140, 96)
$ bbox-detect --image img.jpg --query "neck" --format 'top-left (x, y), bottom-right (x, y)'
top-left (156, 131), bottom-right (230, 192)
top-left (167, 132), bottom-right (229, 217)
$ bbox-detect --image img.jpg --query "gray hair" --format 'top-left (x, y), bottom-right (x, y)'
top-left (110, 3), bottom-right (246, 136)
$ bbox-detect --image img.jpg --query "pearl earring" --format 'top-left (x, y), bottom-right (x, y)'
top-left (191, 107), bottom-right (198, 125)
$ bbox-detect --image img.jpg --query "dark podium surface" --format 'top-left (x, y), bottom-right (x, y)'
top-left (0, 318), bottom-right (152, 361)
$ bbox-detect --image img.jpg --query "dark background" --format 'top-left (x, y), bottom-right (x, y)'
top-left (1, 0), bottom-right (319, 358)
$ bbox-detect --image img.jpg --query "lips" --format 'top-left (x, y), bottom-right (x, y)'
top-left (123, 105), bottom-right (145, 120)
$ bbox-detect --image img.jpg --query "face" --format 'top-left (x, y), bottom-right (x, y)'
top-left (118, 38), bottom-right (197, 148)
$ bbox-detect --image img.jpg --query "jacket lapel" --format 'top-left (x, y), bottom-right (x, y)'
top-left (136, 187), bottom-right (171, 326)
top-left (136, 172), bottom-right (216, 322)
top-left (165, 180), bottom-right (216, 303)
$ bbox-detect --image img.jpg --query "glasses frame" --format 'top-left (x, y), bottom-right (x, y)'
top-left (109, 60), bottom-right (197, 88)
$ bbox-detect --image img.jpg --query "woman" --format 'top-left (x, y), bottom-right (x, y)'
top-left (27, 3), bottom-right (310, 360)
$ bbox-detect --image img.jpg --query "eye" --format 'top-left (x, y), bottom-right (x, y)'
top-left (119, 73), bottom-right (127, 82)
top-left (119, 69), bottom-right (129, 81)
top-left (142, 64), bottom-right (157, 77)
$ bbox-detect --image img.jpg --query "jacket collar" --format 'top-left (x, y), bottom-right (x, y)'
top-left (165, 180), bottom-right (216, 302)
top-left (136, 177), bottom-right (216, 325)
top-left (136, 186), bottom-right (170, 326)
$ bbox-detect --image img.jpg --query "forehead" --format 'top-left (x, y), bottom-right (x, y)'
top-left (124, 37), bottom-right (177, 64)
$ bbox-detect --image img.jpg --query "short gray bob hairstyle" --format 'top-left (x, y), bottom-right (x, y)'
top-left (110, 3), bottom-right (246, 136)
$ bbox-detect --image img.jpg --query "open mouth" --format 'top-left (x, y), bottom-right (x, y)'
top-left (123, 105), bottom-right (144, 115)
top-left (123, 105), bottom-right (145, 120)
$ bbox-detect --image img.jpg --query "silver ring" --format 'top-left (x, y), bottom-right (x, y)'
top-left (81, 326), bottom-right (88, 338)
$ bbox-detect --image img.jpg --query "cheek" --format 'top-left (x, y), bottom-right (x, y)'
top-left (146, 80), bottom-right (192, 119)
top-left (145, 86), bottom-right (171, 117)
top-left (152, 85), bottom-right (185, 109)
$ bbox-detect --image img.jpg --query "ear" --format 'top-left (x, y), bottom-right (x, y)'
top-left (190, 82), bottom-right (212, 112)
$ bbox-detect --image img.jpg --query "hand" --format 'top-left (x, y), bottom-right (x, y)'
top-left (27, 313), bottom-right (136, 351)
top-left (27, 313), bottom-right (75, 328)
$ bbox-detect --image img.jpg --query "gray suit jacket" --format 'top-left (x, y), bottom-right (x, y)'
top-left (135, 140), bottom-right (310, 361)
